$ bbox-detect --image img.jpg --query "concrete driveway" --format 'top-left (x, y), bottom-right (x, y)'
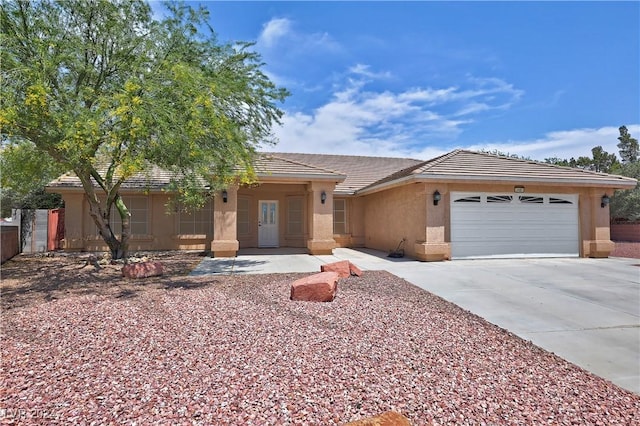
top-left (192, 248), bottom-right (640, 394)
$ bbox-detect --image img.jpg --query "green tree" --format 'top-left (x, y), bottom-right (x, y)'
top-left (0, 0), bottom-right (288, 259)
top-left (611, 126), bottom-right (640, 221)
top-left (617, 125), bottom-right (639, 164)
top-left (0, 140), bottom-right (65, 217)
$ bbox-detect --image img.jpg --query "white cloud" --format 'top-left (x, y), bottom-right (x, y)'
top-left (258, 18), bottom-right (292, 48)
top-left (465, 125), bottom-right (640, 161)
top-left (257, 17), bottom-right (340, 52)
top-left (264, 68), bottom-right (525, 159)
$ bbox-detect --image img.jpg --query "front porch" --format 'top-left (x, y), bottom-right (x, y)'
top-left (210, 180), bottom-right (343, 258)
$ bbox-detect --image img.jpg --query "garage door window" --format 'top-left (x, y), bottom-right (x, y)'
top-left (454, 195), bottom-right (481, 203)
top-left (549, 197), bottom-right (574, 204)
top-left (487, 195), bottom-right (512, 203)
top-left (519, 195), bottom-right (544, 204)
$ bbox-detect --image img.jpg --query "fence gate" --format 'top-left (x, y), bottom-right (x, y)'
top-left (48, 208), bottom-right (65, 250)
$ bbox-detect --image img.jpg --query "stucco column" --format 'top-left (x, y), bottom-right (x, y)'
top-left (414, 184), bottom-right (451, 261)
top-left (211, 186), bottom-right (239, 257)
top-left (61, 193), bottom-right (85, 251)
top-left (584, 189), bottom-right (614, 258)
top-left (306, 181), bottom-right (337, 255)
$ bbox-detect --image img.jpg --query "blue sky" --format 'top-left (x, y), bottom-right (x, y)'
top-left (162, 1), bottom-right (639, 161)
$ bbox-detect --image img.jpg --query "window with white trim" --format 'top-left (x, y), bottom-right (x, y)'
top-left (333, 199), bottom-right (347, 234)
top-left (287, 197), bottom-right (304, 235)
top-left (178, 199), bottom-right (213, 235)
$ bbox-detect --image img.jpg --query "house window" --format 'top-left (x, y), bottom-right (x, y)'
top-left (95, 196), bottom-right (148, 236)
top-left (287, 197), bottom-right (304, 235)
top-left (333, 199), bottom-right (347, 234)
top-left (237, 197), bottom-right (250, 236)
top-left (178, 199), bottom-right (213, 235)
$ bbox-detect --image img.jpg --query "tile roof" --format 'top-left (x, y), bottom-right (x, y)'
top-left (254, 155), bottom-right (347, 182)
top-left (360, 149), bottom-right (638, 192)
top-left (269, 152), bottom-right (422, 194)
top-left (47, 149), bottom-right (637, 194)
top-left (47, 165), bottom-right (177, 190)
top-left (47, 154), bottom-right (347, 190)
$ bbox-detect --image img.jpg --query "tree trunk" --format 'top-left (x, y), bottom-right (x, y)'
top-left (85, 194), bottom-right (125, 259)
top-left (77, 171), bottom-right (131, 260)
top-left (114, 195), bottom-right (131, 261)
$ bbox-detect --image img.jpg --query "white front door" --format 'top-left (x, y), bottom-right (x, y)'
top-left (258, 200), bottom-right (279, 247)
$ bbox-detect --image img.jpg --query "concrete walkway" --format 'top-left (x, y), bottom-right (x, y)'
top-left (192, 248), bottom-right (640, 394)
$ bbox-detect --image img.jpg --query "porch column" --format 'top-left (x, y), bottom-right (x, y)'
top-left (306, 181), bottom-right (337, 255)
top-left (414, 184), bottom-right (451, 261)
top-left (211, 185), bottom-right (239, 257)
top-left (583, 189), bottom-right (614, 258)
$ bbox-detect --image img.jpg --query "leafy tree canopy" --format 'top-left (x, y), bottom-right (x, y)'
top-left (0, 140), bottom-right (65, 217)
top-left (0, 0), bottom-right (289, 258)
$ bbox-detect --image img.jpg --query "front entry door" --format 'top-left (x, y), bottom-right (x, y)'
top-left (258, 200), bottom-right (278, 247)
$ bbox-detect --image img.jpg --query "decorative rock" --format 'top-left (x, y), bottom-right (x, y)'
top-left (321, 260), bottom-right (363, 277)
top-left (348, 261), bottom-right (363, 277)
top-left (122, 261), bottom-right (164, 279)
top-left (290, 272), bottom-right (339, 302)
top-left (344, 411), bottom-right (413, 426)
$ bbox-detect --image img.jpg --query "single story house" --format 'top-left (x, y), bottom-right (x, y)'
top-left (47, 149), bottom-right (637, 261)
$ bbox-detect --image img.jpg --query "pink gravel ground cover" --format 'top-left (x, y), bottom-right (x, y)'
top-left (2, 270), bottom-right (638, 425)
top-left (611, 241), bottom-right (640, 259)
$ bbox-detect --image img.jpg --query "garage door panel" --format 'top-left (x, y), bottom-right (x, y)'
top-left (451, 192), bottom-right (578, 259)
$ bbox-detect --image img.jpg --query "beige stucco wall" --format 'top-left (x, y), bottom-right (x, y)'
top-left (55, 178), bottom-right (618, 260)
top-left (359, 181), bottom-right (617, 260)
top-left (60, 191), bottom-right (215, 252)
top-left (362, 183), bottom-right (427, 258)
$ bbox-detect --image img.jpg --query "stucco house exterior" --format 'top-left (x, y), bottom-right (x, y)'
top-left (47, 149), bottom-right (637, 261)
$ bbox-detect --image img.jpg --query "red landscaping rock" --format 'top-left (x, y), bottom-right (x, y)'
top-left (321, 260), bottom-right (363, 277)
top-left (348, 261), bottom-right (363, 277)
top-left (122, 261), bottom-right (164, 279)
top-left (344, 411), bottom-right (414, 426)
top-left (290, 272), bottom-right (339, 302)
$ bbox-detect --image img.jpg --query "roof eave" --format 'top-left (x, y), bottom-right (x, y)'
top-left (357, 174), bottom-right (637, 195)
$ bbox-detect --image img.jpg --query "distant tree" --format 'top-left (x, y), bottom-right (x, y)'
top-left (588, 146), bottom-right (619, 173)
top-left (544, 157), bottom-right (571, 167)
top-left (0, 0), bottom-right (289, 259)
top-left (617, 125), bottom-right (639, 164)
top-left (480, 149), bottom-right (532, 161)
top-left (610, 126), bottom-right (640, 222)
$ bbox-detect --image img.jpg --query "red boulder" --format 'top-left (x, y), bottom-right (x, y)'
top-left (122, 261), bottom-right (164, 279)
top-left (321, 260), bottom-right (363, 277)
top-left (290, 272), bottom-right (339, 302)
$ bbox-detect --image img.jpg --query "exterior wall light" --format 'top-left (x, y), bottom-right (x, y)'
top-left (601, 194), bottom-right (610, 208)
top-left (222, 189), bottom-right (228, 203)
top-left (433, 190), bottom-right (441, 206)
top-left (321, 191), bottom-right (327, 204)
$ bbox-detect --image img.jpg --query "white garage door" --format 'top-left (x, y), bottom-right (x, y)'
top-left (450, 192), bottom-right (579, 259)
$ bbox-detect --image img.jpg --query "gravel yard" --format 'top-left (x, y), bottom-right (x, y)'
top-left (611, 241), bottom-right (640, 259)
top-left (1, 254), bottom-right (639, 425)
